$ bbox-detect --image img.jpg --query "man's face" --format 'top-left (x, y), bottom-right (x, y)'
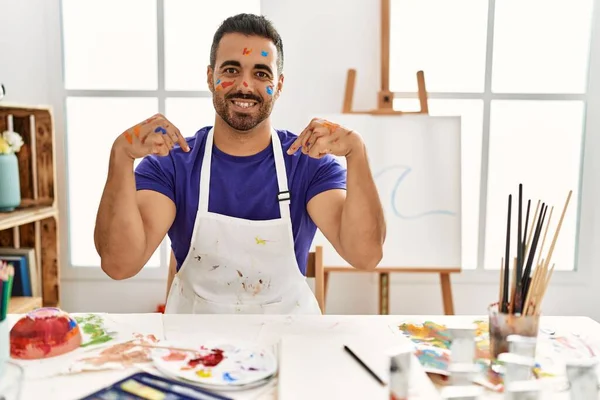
top-left (208, 33), bottom-right (283, 132)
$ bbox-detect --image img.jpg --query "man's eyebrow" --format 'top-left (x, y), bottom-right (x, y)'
top-left (219, 60), bottom-right (242, 69)
top-left (255, 64), bottom-right (273, 75)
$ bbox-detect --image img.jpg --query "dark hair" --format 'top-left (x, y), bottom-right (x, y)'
top-left (210, 13), bottom-right (284, 74)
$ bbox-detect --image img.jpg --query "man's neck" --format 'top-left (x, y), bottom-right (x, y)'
top-left (213, 117), bottom-right (272, 156)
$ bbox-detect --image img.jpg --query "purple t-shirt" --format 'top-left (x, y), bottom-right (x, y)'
top-left (134, 126), bottom-right (347, 275)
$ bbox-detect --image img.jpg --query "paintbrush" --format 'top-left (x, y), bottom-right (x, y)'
top-left (502, 194), bottom-right (512, 313)
top-left (343, 345), bottom-right (386, 386)
top-left (514, 184), bottom-right (525, 313)
top-left (518, 203), bottom-right (547, 313)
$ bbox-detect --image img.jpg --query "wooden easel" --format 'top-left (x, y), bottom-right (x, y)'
top-left (322, 0), bottom-right (459, 316)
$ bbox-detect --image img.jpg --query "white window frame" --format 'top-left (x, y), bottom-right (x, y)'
top-left (56, 0), bottom-right (240, 281)
top-left (389, 0), bottom-right (599, 286)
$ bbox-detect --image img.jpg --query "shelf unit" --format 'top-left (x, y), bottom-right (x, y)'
top-left (0, 104), bottom-right (60, 312)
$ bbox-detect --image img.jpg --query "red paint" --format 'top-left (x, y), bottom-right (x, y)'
top-left (221, 81), bottom-right (234, 89)
top-left (242, 47), bottom-right (252, 55)
top-left (188, 348), bottom-right (224, 368)
top-left (243, 81), bottom-right (248, 87)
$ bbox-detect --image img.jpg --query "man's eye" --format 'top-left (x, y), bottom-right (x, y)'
top-left (225, 68), bottom-right (237, 74)
top-left (256, 72), bottom-right (269, 79)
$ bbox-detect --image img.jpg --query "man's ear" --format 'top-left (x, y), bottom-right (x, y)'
top-left (207, 65), bottom-right (215, 93)
top-left (275, 74), bottom-right (284, 99)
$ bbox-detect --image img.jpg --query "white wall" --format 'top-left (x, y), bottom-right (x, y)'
top-left (2, 0), bottom-right (600, 318)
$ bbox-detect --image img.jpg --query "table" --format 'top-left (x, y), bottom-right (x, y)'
top-left (5, 313), bottom-right (600, 399)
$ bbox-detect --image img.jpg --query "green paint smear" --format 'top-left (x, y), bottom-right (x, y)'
top-left (75, 314), bottom-right (114, 347)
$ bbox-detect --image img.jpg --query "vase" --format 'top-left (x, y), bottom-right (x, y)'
top-left (0, 153), bottom-right (21, 212)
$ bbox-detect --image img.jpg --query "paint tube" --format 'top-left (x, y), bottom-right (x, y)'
top-left (565, 358), bottom-right (598, 400)
top-left (440, 385), bottom-right (483, 399)
top-left (387, 346), bottom-right (412, 400)
top-left (507, 334), bottom-right (537, 358)
top-left (504, 380), bottom-right (541, 400)
top-left (497, 353), bottom-right (535, 385)
top-left (447, 324), bottom-right (476, 364)
top-left (448, 363), bottom-right (481, 386)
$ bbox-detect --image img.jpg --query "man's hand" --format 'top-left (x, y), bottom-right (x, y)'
top-left (114, 113), bottom-right (190, 160)
top-left (287, 118), bottom-right (363, 158)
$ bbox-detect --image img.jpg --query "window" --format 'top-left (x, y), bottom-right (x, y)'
top-left (61, 0), bottom-right (261, 270)
top-left (391, 0), bottom-right (594, 271)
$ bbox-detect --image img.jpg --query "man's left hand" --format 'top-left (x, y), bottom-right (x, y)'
top-left (287, 118), bottom-right (363, 158)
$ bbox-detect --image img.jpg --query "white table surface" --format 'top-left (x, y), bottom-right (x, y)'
top-left (5, 313), bottom-right (600, 400)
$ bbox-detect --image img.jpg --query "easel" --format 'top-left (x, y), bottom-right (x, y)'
top-left (322, 0), bottom-right (459, 315)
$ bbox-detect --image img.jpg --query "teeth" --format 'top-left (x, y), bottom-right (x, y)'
top-left (233, 101), bottom-right (254, 108)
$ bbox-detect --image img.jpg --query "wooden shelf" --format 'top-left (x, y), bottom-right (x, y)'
top-left (8, 296), bottom-right (42, 314)
top-left (0, 205), bottom-right (58, 231)
top-left (0, 106), bottom-right (60, 309)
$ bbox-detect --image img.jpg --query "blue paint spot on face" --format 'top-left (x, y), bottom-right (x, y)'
top-left (266, 86), bottom-right (274, 96)
top-left (216, 79), bottom-right (221, 84)
top-left (261, 51), bottom-right (268, 57)
top-left (155, 127), bottom-right (167, 134)
top-left (223, 372), bottom-right (237, 382)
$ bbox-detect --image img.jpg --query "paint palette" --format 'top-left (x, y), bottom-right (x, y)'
top-left (150, 340), bottom-right (277, 391)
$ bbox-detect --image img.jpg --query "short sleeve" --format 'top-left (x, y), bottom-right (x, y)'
top-left (306, 155), bottom-right (347, 203)
top-left (134, 155), bottom-right (176, 203)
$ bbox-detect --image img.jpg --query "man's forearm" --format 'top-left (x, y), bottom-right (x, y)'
top-left (94, 147), bottom-right (147, 278)
top-left (338, 141), bottom-right (386, 270)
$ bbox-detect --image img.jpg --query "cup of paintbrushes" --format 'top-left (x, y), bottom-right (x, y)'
top-left (488, 302), bottom-right (540, 361)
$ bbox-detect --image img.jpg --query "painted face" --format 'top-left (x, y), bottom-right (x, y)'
top-left (209, 33), bottom-right (282, 132)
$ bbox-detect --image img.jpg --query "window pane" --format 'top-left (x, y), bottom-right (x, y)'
top-left (484, 101), bottom-right (583, 271)
top-left (164, 1), bottom-right (261, 90)
top-left (61, 0), bottom-right (158, 90)
top-left (390, 0), bottom-right (488, 92)
top-left (66, 97), bottom-right (160, 267)
top-left (395, 99), bottom-right (484, 270)
top-left (492, 0), bottom-right (593, 93)
top-left (165, 98), bottom-right (215, 138)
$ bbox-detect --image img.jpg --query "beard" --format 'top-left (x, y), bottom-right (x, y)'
top-left (213, 91), bottom-right (273, 132)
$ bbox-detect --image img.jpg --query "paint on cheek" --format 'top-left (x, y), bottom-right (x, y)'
top-left (221, 81), bottom-right (234, 89)
top-left (261, 50), bottom-right (268, 57)
top-left (243, 81), bottom-right (248, 88)
top-left (266, 86), bottom-right (274, 96)
top-left (242, 47), bottom-right (252, 55)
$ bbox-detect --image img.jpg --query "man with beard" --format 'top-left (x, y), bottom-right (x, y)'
top-left (94, 13), bottom-right (385, 314)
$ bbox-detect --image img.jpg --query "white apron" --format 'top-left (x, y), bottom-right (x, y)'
top-left (164, 127), bottom-right (322, 315)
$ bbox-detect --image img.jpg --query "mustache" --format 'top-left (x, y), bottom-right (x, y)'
top-left (226, 92), bottom-right (262, 103)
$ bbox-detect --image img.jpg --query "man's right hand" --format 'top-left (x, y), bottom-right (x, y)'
top-left (114, 113), bottom-right (190, 159)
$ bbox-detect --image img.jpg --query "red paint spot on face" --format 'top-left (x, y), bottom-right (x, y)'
top-left (243, 81), bottom-right (248, 87)
top-left (221, 81), bottom-right (234, 89)
top-left (188, 348), bottom-right (224, 368)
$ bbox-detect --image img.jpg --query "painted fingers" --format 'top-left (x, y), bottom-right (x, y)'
top-left (121, 113), bottom-right (190, 159)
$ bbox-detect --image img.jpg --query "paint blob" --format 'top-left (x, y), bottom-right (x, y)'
top-left (162, 350), bottom-right (187, 362)
top-left (221, 81), bottom-right (234, 89)
top-left (10, 307), bottom-right (82, 359)
top-left (197, 369), bottom-right (212, 378)
top-left (188, 348), bottom-right (224, 368)
top-left (266, 86), bottom-right (274, 96)
top-left (242, 47), bottom-right (252, 55)
top-left (243, 81), bottom-right (248, 87)
top-left (261, 50), bottom-right (268, 57)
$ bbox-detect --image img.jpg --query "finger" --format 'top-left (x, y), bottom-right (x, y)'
top-left (158, 116), bottom-right (189, 152)
top-left (307, 136), bottom-right (334, 158)
top-left (305, 128), bottom-right (330, 152)
top-left (147, 134), bottom-right (173, 156)
top-left (287, 123), bottom-right (317, 154)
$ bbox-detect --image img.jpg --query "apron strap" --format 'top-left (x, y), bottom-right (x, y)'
top-left (198, 128), bottom-right (214, 213)
top-left (271, 129), bottom-right (291, 221)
